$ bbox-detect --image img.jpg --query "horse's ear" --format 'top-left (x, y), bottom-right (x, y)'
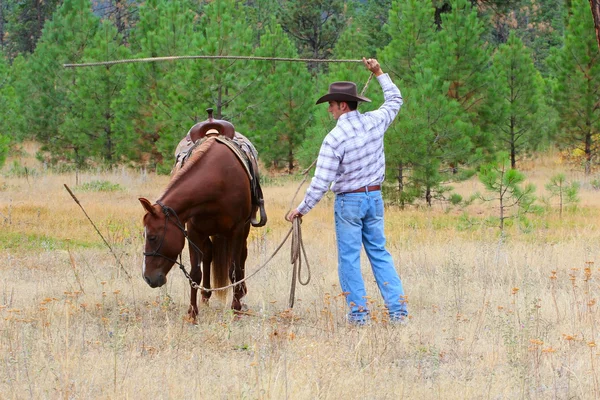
top-left (139, 198), bottom-right (156, 215)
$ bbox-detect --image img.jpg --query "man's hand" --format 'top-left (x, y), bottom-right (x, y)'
top-left (363, 57), bottom-right (383, 77)
top-left (286, 209), bottom-right (303, 222)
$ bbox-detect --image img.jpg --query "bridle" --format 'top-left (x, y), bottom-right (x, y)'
top-left (143, 200), bottom-right (203, 269)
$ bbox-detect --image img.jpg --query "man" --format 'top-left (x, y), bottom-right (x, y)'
top-left (286, 57), bottom-right (407, 325)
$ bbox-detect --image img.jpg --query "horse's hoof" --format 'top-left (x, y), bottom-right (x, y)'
top-left (201, 297), bottom-right (210, 305)
top-left (233, 303), bottom-right (249, 314)
top-left (187, 305), bottom-right (198, 318)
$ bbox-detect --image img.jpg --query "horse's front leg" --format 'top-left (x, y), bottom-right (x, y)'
top-left (200, 237), bottom-right (213, 304)
top-left (187, 245), bottom-right (202, 320)
top-left (187, 231), bottom-right (208, 320)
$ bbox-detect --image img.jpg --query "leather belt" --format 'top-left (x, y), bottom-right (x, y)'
top-left (341, 185), bottom-right (381, 195)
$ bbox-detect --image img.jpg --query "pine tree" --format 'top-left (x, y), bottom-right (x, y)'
top-left (549, 0), bottom-right (600, 174)
top-left (248, 19), bottom-right (315, 170)
top-left (488, 31), bottom-right (546, 168)
top-left (61, 20), bottom-right (131, 167)
top-left (353, 0), bottom-right (393, 58)
top-left (387, 69), bottom-right (473, 206)
top-left (421, 0), bottom-right (494, 158)
top-left (477, 152), bottom-right (537, 231)
top-left (277, 0), bottom-right (349, 74)
top-left (115, 0), bottom-right (197, 169)
top-left (0, 52), bottom-right (12, 165)
top-left (379, 0), bottom-right (436, 86)
top-left (25, 0), bottom-right (101, 166)
top-left (3, 0), bottom-right (61, 57)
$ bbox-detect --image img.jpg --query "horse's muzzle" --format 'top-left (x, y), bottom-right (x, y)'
top-left (144, 273), bottom-right (166, 288)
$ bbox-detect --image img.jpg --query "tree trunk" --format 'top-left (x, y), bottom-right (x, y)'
top-left (434, 2), bottom-right (452, 31)
top-left (426, 186), bottom-right (432, 207)
top-left (397, 162), bottom-right (404, 192)
top-left (216, 85), bottom-right (223, 119)
top-left (590, 0), bottom-right (600, 50)
top-left (510, 115), bottom-right (516, 169)
top-left (585, 131), bottom-right (592, 175)
top-left (288, 138), bottom-right (294, 173)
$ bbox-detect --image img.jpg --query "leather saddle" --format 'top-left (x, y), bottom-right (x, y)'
top-left (174, 108), bottom-right (267, 228)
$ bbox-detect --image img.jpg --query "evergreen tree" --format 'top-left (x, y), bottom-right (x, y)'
top-left (353, 0), bottom-right (393, 57)
top-left (387, 69), bottom-right (473, 206)
top-left (420, 0), bottom-right (494, 162)
top-left (245, 0), bottom-right (279, 44)
top-left (277, 0), bottom-right (349, 74)
top-left (488, 31), bottom-right (546, 168)
top-left (3, 0), bottom-right (61, 57)
top-left (549, 0), bottom-right (600, 174)
top-left (115, 0), bottom-right (196, 168)
top-left (61, 20), bottom-right (131, 167)
top-left (93, 0), bottom-right (140, 44)
top-left (379, 0), bottom-right (436, 86)
top-left (248, 20), bottom-right (315, 170)
top-left (25, 0), bottom-right (101, 166)
top-left (0, 52), bottom-right (12, 165)
top-left (477, 152), bottom-right (537, 231)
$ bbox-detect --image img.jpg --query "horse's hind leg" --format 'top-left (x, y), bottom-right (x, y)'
top-left (230, 224), bottom-right (250, 312)
top-left (200, 237), bottom-right (213, 304)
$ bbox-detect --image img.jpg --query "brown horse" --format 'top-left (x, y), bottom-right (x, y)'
top-left (139, 136), bottom-right (253, 318)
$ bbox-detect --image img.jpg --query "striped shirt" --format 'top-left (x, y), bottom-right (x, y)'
top-left (297, 74), bottom-right (403, 216)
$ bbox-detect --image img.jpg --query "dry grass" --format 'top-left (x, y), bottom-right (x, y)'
top-left (1, 150), bottom-right (600, 399)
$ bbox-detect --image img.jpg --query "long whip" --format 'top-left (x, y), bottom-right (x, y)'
top-left (63, 55), bottom-right (364, 68)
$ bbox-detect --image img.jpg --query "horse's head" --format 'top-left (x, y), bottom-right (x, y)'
top-left (139, 198), bottom-right (185, 288)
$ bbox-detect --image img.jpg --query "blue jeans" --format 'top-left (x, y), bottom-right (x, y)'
top-left (334, 190), bottom-right (407, 323)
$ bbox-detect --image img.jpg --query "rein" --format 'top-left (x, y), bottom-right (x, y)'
top-left (144, 201), bottom-right (311, 308)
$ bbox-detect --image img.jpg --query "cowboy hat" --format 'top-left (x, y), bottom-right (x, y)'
top-left (315, 81), bottom-right (371, 105)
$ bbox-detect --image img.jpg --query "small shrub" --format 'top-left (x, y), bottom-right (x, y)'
top-left (79, 180), bottom-right (123, 192)
top-left (3, 160), bottom-right (37, 178)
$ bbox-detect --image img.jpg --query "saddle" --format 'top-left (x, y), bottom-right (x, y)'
top-left (173, 109), bottom-right (267, 228)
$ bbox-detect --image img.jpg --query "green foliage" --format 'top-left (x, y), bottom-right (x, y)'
top-left (353, 0), bottom-right (393, 58)
top-left (78, 180), bottom-right (124, 192)
top-left (0, 0), bottom-right (594, 179)
top-left (476, 153), bottom-right (537, 231)
top-left (3, 160), bottom-right (37, 178)
top-left (296, 16), bottom-right (372, 169)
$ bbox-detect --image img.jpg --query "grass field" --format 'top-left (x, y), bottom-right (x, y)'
top-left (1, 147), bottom-right (600, 399)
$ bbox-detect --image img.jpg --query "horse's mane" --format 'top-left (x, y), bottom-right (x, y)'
top-left (159, 137), bottom-right (217, 198)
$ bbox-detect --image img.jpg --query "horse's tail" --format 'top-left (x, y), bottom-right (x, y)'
top-left (211, 235), bottom-right (230, 303)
